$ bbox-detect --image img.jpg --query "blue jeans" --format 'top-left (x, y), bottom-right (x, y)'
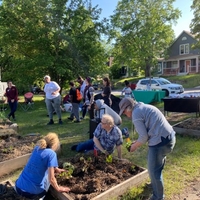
top-left (15, 186), bottom-right (46, 199)
top-left (148, 135), bottom-right (176, 200)
top-left (76, 139), bottom-right (94, 152)
top-left (8, 100), bottom-right (18, 119)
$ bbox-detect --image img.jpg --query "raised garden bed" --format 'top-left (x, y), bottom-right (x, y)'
top-left (50, 154), bottom-right (148, 200)
top-left (173, 118), bottom-right (200, 138)
top-left (0, 133), bottom-right (41, 177)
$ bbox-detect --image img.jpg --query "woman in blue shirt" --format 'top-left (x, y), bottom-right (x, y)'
top-left (15, 132), bottom-right (70, 199)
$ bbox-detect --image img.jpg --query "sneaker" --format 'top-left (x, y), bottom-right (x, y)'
top-left (71, 144), bottom-right (78, 151)
top-left (67, 117), bottom-right (74, 121)
top-left (47, 120), bottom-right (54, 125)
top-left (59, 119), bottom-right (63, 124)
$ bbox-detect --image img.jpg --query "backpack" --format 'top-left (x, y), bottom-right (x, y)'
top-left (76, 88), bottom-right (82, 101)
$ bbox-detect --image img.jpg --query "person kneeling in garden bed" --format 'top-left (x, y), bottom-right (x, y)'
top-left (15, 132), bottom-right (70, 199)
top-left (71, 114), bottom-right (123, 159)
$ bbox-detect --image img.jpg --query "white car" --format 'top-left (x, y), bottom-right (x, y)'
top-left (135, 77), bottom-right (184, 96)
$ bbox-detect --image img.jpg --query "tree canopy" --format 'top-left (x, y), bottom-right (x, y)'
top-left (109, 0), bottom-right (181, 77)
top-left (0, 0), bottom-right (109, 91)
top-left (190, 0), bottom-right (200, 49)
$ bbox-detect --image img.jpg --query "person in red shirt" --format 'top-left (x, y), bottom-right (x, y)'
top-left (5, 80), bottom-right (18, 121)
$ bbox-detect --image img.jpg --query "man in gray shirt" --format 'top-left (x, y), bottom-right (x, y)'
top-left (119, 97), bottom-right (176, 200)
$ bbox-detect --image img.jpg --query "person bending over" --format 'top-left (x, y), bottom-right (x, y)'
top-left (15, 132), bottom-right (70, 199)
top-left (119, 97), bottom-right (176, 200)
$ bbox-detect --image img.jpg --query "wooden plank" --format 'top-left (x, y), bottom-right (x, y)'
top-left (173, 118), bottom-right (200, 138)
top-left (91, 169), bottom-right (148, 200)
top-left (173, 127), bottom-right (200, 138)
top-left (173, 118), bottom-right (191, 127)
top-left (0, 154), bottom-right (31, 177)
top-left (50, 186), bottom-right (73, 200)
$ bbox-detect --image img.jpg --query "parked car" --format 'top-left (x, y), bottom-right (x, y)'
top-left (92, 83), bottom-right (99, 90)
top-left (135, 77), bottom-right (184, 96)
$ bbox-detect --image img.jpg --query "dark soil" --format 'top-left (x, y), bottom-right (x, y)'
top-left (0, 134), bottom-right (41, 162)
top-left (174, 118), bottom-right (200, 130)
top-left (56, 153), bottom-right (144, 200)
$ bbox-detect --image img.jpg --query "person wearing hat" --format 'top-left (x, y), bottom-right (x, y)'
top-left (119, 97), bottom-right (176, 200)
top-left (43, 75), bottom-right (63, 125)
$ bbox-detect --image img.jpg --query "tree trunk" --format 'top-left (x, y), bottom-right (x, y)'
top-left (145, 62), bottom-right (151, 77)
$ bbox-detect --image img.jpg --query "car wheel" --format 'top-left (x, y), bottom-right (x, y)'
top-left (163, 89), bottom-right (169, 97)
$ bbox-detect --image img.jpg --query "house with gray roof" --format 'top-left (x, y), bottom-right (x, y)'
top-left (158, 30), bottom-right (200, 76)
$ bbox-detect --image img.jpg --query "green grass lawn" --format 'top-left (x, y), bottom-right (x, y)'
top-left (1, 75), bottom-right (200, 199)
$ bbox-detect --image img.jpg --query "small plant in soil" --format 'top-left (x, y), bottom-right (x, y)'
top-left (125, 138), bottom-right (132, 152)
top-left (58, 162), bottom-right (75, 180)
top-left (106, 154), bottom-right (113, 163)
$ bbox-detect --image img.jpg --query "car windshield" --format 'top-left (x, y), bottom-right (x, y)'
top-left (156, 79), bottom-right (171, 85)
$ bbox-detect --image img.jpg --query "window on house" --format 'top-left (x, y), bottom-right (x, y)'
top-left (166, 62), bottom-right (171, 68)
top-left (180, 44), bottom-right (189, 55)
top-left (172, 61), bottom-right (178, 68)
top-left (191, 59), bottom-right (196, 66)
top-left (157, 63), bottom-right (161, 72)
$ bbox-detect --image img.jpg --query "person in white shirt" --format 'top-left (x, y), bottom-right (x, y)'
top-left (43, 75), bottom-right (62, 125)
top-left (121, 80), bottom-right (134, 98)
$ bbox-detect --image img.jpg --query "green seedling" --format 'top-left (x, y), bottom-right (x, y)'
top-left (126, 138), bottom-right (132, 152)
top-left (106, 155), bottom-right (113, 163)
top-left (58, 162), bottom-right (75, 180)
top-left (79, 156), bottom-right (92, 173)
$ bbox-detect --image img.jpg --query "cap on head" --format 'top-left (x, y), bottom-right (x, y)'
top-left (119, 97), bottom-right (136, 116)
top-left (44, 75), bottom-right (50, 80)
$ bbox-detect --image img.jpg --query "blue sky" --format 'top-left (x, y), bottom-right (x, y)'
top-left (91, 0), bottom-right (194, 37)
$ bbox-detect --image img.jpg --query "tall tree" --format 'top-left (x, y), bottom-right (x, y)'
top-left (190, 0), bottom-right (200, 49)
top-left (110, 0), bottom-right (181, 77)
top-left (0, 0), bottom-right (108, 91)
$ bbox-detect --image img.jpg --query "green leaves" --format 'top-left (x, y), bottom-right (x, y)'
top-left (0, 0), bottom-right (108, 89)
top-left (110, 0), bottom-right (180, 77)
